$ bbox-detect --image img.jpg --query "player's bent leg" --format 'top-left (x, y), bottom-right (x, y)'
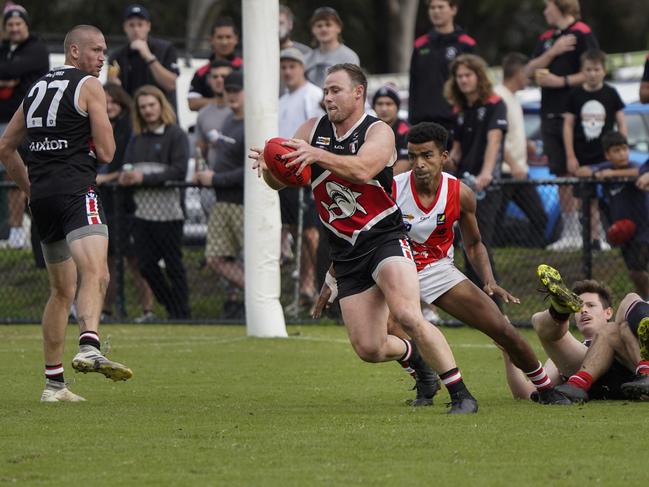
top-left (618, 292), bottom-right (649, 360)
top-left (339, 286), bottom-right (403, 363)
top-left (376, 259), bottom-right (456, 374)
top-left (376, 259), bottom-right (477, 413)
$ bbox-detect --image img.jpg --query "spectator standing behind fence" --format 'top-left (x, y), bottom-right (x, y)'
top-left (640, 53), bottom-right (649, 104)
top-left (561, 49), bottom-right (626, 251)
top-left (576, 132), bottom-right (649, 298)
top-left (118, 85), bottom-right (190, 320)
top-left (279, 5), bottom-right (311, 96)
top-left (187, 17), bottom-right (242, 112)
top-left (524, 0), bottom-right (598, 250)
top-left (108, 4), bottom-right (179, 112)
top-left (408, 0), bottom-right (476, 133)
top-left (193, 71), bottom-right (245, 318)
top-left (0, 5), bottom-right (48, 249)
top-left (278, 48), bottom-right (324, 308)
top-left (304, 7), bottom-right (360, 88)
top-left (372, 84), bottom-right (410, 174)
top-left (97, 83), bottom-right (153, 323)
top-left (445, 54), bottom-right (508, 306)
top-left (494, 53), bottom-right (548, 247)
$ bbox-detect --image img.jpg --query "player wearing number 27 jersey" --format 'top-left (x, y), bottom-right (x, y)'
top-left (0, 25), bottom-right (132, 403)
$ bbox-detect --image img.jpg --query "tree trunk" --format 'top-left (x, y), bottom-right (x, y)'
top-left (387, 0), bottom-right (419, 73)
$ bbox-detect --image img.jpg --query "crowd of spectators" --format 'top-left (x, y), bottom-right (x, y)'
top-left (2, 0), bottom-right (649, 320)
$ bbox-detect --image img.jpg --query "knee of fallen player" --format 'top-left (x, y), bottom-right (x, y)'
top-left (616, 292), bottom-right (643, 322)
top-left (531, 310), bottom-right (565, 341)
top-left (391, 307), bottom-right (425, 337)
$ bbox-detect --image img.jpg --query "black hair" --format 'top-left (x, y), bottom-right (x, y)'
top-left (580, 49), bottom-right (606, 68)
top-left (601, 131), bottom-right (628, 153)
top-left (502, 52), bottom-right (528, 80)
top-left (211, 16), bottom-right (238, 36)
top-left (407, 122), bottom-right (448, 152)
top-left (573, 279), bottom-right (613, 309)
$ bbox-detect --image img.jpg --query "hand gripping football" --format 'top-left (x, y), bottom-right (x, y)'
top-left (263, 137), bottom-right (311, 187)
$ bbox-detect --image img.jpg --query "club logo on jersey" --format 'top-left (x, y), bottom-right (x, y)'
top-left (437, 213), bottom-right (446, 225)
top-left (402, 213), bottom-right (415, 220)
top-left (316, 136), bottom-right (331, 146)
top-left (445, 46), bottom-right (458, 61)
top-left (477, 107), bottom-right (486, 121)
top-left (321, 181), bottom-right (367, 223)
top-left (349, 139), bottom-right (359, 154)
top-left (28, 138), bottom-right (69, 152)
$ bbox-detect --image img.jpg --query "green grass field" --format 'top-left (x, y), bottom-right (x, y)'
top-left (0, 324), bottom-right (645, 486)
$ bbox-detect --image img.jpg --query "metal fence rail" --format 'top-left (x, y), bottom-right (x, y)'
top-left (0, 177), bottom-right (645, 326)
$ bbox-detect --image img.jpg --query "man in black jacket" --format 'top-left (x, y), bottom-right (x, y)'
top-left (0, 5), bottom-right (48, 248)
top-left (408, 0), bottom-right (476, 133)
top-left (107, 4), bottom-right (179, 111)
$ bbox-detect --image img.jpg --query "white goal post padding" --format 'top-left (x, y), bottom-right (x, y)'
top-left (243, 0), bottom-right (287, 337)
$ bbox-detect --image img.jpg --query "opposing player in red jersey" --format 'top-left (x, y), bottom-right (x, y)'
top-left (316, 122), bottom-right (574, 405)
top-left (251, 64), bottom-right (478, 413)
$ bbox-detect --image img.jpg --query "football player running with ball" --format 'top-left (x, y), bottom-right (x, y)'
top-left (315, 122), bottom-right (573, 406)
top-left (251, 64), bottom-right (478, 413)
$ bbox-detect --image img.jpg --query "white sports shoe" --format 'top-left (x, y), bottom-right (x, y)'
top-left (545, 237), bottom-right (582, 252)
top-left (40, 386), bottom-right (86, 402)
top-left (72, 346), bottom-right (133, 381)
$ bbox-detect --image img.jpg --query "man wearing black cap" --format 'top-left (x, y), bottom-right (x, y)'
top-left (193, 71), bottom-right (246, 317)
top-left (0, 4), bottom-right (48, 248)
top-left (108, 4), bottom-right (179, 111)
top-left (372, 84), bottom-right (410, 174)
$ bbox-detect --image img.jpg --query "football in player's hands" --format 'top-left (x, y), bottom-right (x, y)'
top-left (263, 137), bottom-right (311, 187)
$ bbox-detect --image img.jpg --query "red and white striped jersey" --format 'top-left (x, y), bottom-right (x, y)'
top-left (392, 171), bottom-right (460, 271)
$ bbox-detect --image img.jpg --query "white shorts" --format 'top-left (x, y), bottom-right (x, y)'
top-left (418, 258), bottom-right (467, 304)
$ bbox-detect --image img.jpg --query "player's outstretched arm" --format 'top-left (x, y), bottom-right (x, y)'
top-left (82, 77), bottom-right (115, 164)
top-left (0, 106), bottom-right (30, 197)
top-left (458, 182), bottom-right (519, 304)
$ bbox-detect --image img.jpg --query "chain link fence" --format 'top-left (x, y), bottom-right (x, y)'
top-left (0, 177), bottom-right (646, 325)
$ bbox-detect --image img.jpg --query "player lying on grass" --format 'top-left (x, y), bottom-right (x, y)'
top-left (251, 64), bottom-right (478, 413)
top-left (314, 122), bottom-right (571, 406)
top-left (501, 264), bottom-right (649, 403)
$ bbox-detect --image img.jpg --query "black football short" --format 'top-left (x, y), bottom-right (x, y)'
top-left (334, 237), bottom-right (415, 300)
top-left (29, 186), bottom-right (107, 245)
top-left (541, 117), bottom-right (567, 176)
top-left (589, 359), bottom-right (636, 400)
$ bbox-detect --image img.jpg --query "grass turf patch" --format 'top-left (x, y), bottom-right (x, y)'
top-left (0, 324), bottom-right (644, 486)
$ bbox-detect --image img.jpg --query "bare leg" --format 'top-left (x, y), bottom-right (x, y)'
top-left (208, 256), bottom-right (244, 289)
top-left (577, 324), bottom-right (618, 380)
top-left (435, 280), bottom-right (540, 372)
top-left (8, 188), bottom-right (25, 228)
top-left (68, 235), bottom-right (109, 333)
top-left (375, 260), bottom-right (457, 373)
top-left (42, 258), bottom-right (77, 365)
top-left (531, 310), bottom-right (586, 376)
top-left (628, 271), bottom-right (649, 300)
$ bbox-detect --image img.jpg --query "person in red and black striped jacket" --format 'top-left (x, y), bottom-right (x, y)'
top-left (408, 0), bottom-right (476, 132)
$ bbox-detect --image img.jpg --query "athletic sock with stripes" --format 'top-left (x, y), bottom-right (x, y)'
top-left (45, 363), bottom-right (64, 383)
top-left (636, 360), bottom-right (649, 376)
top-left (440, 367), bottom-right (467, 396)
top-left (566, 371), bottom-right (594, 391)
top-left (525, 362), bottom-right (552, 390)
top-left (79, 330), bottom-right (100, 350)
